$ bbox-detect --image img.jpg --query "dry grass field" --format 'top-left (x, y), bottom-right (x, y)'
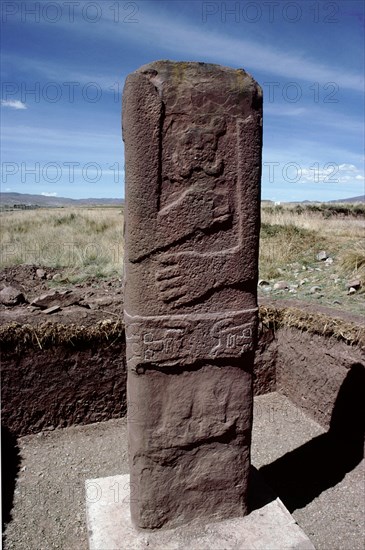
top-left (0, 207), bottom-right (124, 281)
top-left (260, 204), bottom-right (364, 276)
top-left (0, 203), bottom-right (364, 314)
top-left (259, 203), bottom-right (364, 315)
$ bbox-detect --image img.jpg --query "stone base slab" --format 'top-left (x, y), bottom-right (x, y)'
top-left (85, 474), bottom-right (315, 549)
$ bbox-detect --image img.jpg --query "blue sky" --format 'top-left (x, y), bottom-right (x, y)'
top-left (1, 0), bottom-right (364, 201)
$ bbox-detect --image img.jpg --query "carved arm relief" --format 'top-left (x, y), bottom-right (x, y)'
top-left (155, 115), bottom-right (259, 307)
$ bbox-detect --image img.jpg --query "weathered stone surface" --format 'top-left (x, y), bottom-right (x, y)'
top-left (273, 281), bottom-right (289, 290)
top-left (347, 279), bottom-right (361, 290)
top-left (36, 268), bottom-right (47, 279)
top-left (84, 296), bottom-right (114, 310)
top-left (31, 290), bottom-right (80, 309)
top-left (122, 60), bottom-right (262, 529)
top-left (0, 286), bottom-right (26, 306)
top-left (316, 250), bottom-right (328, 261)
top-left (43, 305), bottom-right (61, 314)
top-left (309, 285), bottom-right (322, 294)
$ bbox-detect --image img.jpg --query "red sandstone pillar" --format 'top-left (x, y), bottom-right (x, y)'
top-left (122, 61), bottom-right (262, 529)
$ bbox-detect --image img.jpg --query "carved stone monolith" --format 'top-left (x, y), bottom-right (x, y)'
top-left (122, 61), bottom-right (262, 530)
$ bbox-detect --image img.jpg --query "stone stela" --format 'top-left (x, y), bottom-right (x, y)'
top-left (122, 60), bottom-right (262, 530)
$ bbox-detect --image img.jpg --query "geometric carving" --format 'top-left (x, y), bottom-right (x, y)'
top-left (125, 308), bottom-right (257, 371)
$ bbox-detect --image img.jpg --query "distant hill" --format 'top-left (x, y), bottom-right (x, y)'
top-left (1, 192), bottom-right (363, 208)
top-left (0, 192), bottom-right (124, 207)
top-left (276, 196), bottom-right (364, 205)
top-left (328, 195), bottom-right (364, 203)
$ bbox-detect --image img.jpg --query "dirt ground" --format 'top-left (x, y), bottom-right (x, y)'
top-left (3, 394), bottom-right (364, 550)
top-left (1, 265), bottom-right (363, 328)
top-left (0, 265), bottom-right (123, 326)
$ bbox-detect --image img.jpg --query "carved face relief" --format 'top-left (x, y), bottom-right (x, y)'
top-left (165, 116), bottom-right (226, 183)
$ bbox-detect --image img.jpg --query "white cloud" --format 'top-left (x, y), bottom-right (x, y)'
top-left (339, 163), bottom-right (357, 171)
top-left (1, 99), bottom-right (27, 110)
top-left (1, 125), bottom-right (121, 150)
top-left (9, 9), bottom-right (363, 93)
top-left (98, 11), bottom-right (364, 93)
top-left (264, 105), bottom-right (307, 117)
top-left (2, 54), bottom-right (125, 93)
top-left (301, 163), bottom-right (364, 184)
top-left (265, 107), bottom-right (363, 136)
top-left (41, 192), bottom-right (58, 197)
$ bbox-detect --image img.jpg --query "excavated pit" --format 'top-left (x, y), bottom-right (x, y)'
top-left (1, 293), bottom-right (364, 437)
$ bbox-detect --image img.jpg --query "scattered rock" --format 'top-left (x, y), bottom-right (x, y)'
top-left (52, 273), bottom-right (62, 282)
top-left (348, 287), bottom-right (357, 295)
top-left (43, 305), bottom-right (62, 314)
top-left (36, 268), bottom-right (47, 279)
top-left (316, 250), bottom-right (328, 261)
top-left (289, 289), bottom-right (297, 294)
top-left (273, 281), bottom-right (289, 290)
top-left (325, 257), bottom-right (333, 265)
top-left (0, 286), bottom-right (26, 306)
top-left (84, 296), bottom-right (114, 310)
top-left (347, 279), bottom-right (361, 290)
top-left (31, 290), bottom-right (80, 309)
top-left (309, 286), bottom-right (322, 294)
top-left (258, 280), bottom-right (270, 287)
top-left (299, 278), bottom-right (309, 286)
top-left (46, 273), bottom-right (53, 280)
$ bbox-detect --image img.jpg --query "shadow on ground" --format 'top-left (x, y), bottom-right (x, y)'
top-left (259, 363), bottom-right (365, 512)
top-left (2, 426), bottom-right (21, 533)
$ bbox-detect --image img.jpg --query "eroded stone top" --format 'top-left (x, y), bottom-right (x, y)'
top-left (136, 60), bottom-right (262, 117)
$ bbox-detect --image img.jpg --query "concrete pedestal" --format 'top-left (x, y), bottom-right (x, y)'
top-left (85, 473), bottom-right (315, 549)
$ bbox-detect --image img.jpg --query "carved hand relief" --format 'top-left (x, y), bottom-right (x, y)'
top-left (155, 251), bottom-right (213, 306)
top-left (153, 116), bottom-right (255, 307)
top-left (157, 182), bottom-right (231, 238)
